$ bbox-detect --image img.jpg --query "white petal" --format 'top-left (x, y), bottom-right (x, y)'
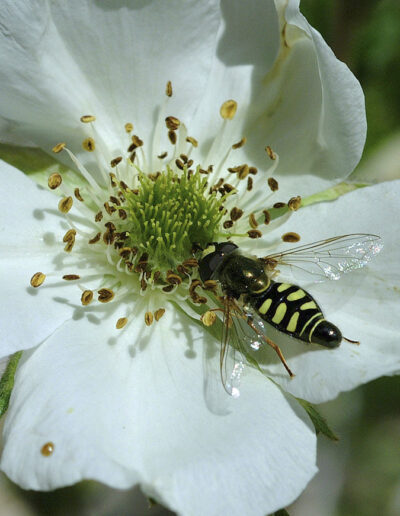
top-left (1, 308), bottom-right (317, 515)
top-left (256, 181), bottom-right (400, 403)
top-left (0, 162), bottom-right (81, 357)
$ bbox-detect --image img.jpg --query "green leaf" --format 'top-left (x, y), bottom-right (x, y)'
top-left (296, 397), bottom-right (339, 441)
top-left (0, 351), bottom-right (23, 418)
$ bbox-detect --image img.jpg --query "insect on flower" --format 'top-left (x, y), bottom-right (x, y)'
top-left (198, 234), bottom-right (383, 397)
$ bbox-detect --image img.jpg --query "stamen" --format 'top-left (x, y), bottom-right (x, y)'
top-left (268, 177), bottom-right (279, 192)
top-left (48, 173), bottom-right (62, 190)
top-left (125, 123), bottom-right (134, 133)
top-left (58, 196), bottom-right (73, 213)
top-left (265, 145), bottom-right (277, 160)
top-left (116, 317), bottom-right (128, 329)
top-left (186, 136), bottom-right (198, 148)
top-left (263, 210), bottom-right (271, 225)
top-left (288, 196), bottom-right (302, 211)
top-left (201, 310), bottom-right (217, 327)
top-left (154, 308), bottom-right (166, 321)
top-left (80, 115), bottom-right (96, 123)
top-left (249, 213), bottom-right (258, 229)
top-left (52, 142), bottom-right (66, 153)
top-left (282, 232), bottom-right (301, 243)
top-left (30, 272), bottom-right (46, 288)
top-left (110, 156), bottom-right (123, 168)
top-left (82, 138), bottom-right (96, 152)
top-left (166, 80), bottom-right (173, 97)
top-left (248, 230), bottom-right (262, 239)
top-left (81, 290), bottom-right (94, 306)
top-left (62, 274), bottom-right (80, 281)
top-left (273, 202), bottom-right (286, 209)
top-left (98, 288), bottom-right (115, 303)
top-left (220, 100), bottom-right (237, 120)
top-left (145, 311), bottom-right (154, 326)
top-left (165, 116), bottom-right (180, 131)
top-left (74, 188), bottom-right (84, 202)
top-left (232, 137), bottom-right (247, 149)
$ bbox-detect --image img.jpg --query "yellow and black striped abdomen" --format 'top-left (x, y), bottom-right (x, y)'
top-left (247, 281), bottom-right (342, 348)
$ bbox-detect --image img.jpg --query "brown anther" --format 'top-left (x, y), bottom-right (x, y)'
top-left (131, 135), bottom-right (143, 148)
top-left (144, 311), bottom-right (154, 326)
top-left (116, 317), bottom-right (128, 330)
top-left (98, 288), bottom-right (115, 303)
top-left (119, 247), bottom-right (132, 259)
top-left (118, 209), bottom-right (127, 220)
top-left (203, 280), bottom-right (218, 293)
top-left (273, 202), bottom-right (286, 209)
top-left (249, 213), bottom-right (258, 229)
top-left (177, 264), bottom-right (189, 275)
top-left (64, 240), bottom-right (75, 253)
top-left (282, 232), bottom-right (301, 243)
top-left (41, 442), bottom-right (54, 457)
top-left (220, 99), bottom-right (237, 120)
top-left (131, 188), bottom-right (139, 195)
top-left (119, 181), bottom-right (129, 191)
top-left (194, 295), bottom-right (208, 305)
top-left (186, 136), bottom-right (198, 147)
top-left (175, 158), bottom-right (184, 170)
top-left (232, 137), bottom-right (247, 149)
top-left (129, 151), bottom-right (136, 163)
top-left (62, 274), bottom-right (80, 281)
top-left (268, 177), bottom-right (279, 192)
top-left (52, 142), bottom-right (66, 153)
top-left (265, 146), bottom-right (277, 160)
top-left (63, 229), bottom-right (76, 242)
top-left (189, 279), bottom-right (201, 294)
top-left (95, 211), bottom-right (103, 222)
top-left (157, 151), bottom-right (168, 159)
top-left (182, 258), bottom-right (199, 268)
top-left (138, 253), bottom-right (149, 265)
top-left (248, 229), bottom-right (262, 239)
top-left (249, 166), bottom-right (258, 175)
top-left (168, 130), bottom-right (177, 145)
top-left (141, 277), bottom-right (148, 291)
top-left (48, 173), bottom-right (62, 190)
top-left (80, 115), bottom-right (96, 123)
top-left (104, 202), bottom-right (114, 215)
top-left (201, 311), bottom-right (217, 327)
top-left (165, 116), bottom-right (180, 131)
top-left (109, 196), bottom-right (121, 206)
top-left (187, 159), bottom-right (194, 168)
top-left (81, 290), bottom-right (94, 306)
top-left (103, 229), bottom-right (115, 245)
top-left (288, 195), bottom-right (302, 211)
top-left (247, 177), bottom-right (253, 191)
top-left (74, 188), bottom-right (84, 202)
top-left (125, 122), bottom-right (133, 133)
top-left (230, 207), bottom-right (243, 221)
top-left (154, 308), bottom-right (166, 321)
top-left (180, 154), bottom-right (188, 163)
top-left (88, 232), bottom-right (101, 244)
top-left (82, 137), bottom-right (95, 152)
top-left (263, 210), bottom-right (271, 225)
top-left (58, 196), bottom-right (73, 213)
top-left (110, 156), bottom-right (123, 168)
top-left (166, 80), bottom-right (173, 97)
top-left (223, 183), bottom-right (235, 193)
top-left (238, 164), bottom-right (250, 180)
top-left (30, 272), bottom-right (46, 288)
top-left (228, 166), bottom-right (240, 174)
top-left (223, 220), bottom-right (234, 229)
top-left (166, 273), bottom-right (182, 285)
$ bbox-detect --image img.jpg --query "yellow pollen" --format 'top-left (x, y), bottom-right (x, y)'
top-left (116, 317), bottom-right (128, 329)
top-left (201, 310), bottom-right (217, 327)
top-left (165, 116), bottom-right (180, 131)
top-left (166, 80), bottom-right (173, 97)
top-left (52, 142), bottom-right (66, 153)
top-left (125, 122), bottom-right (133, 133)
top-left (98, 288), bottom-right (115, 303)
top-left (58, 196), bottom-right (73, 213)
top-left (265, 146), bottom-right (277, 160)
top-left (282, 232), bottom-right (301, 243)
top-left (232, 137), bottom-right (247, 149)
top-left (220, 99), bottom-right (237, 120)
top-left (288, 196), bottom-right (302, 211)
top-left (145, 311), bottom-right (154, 326)
top-left (80, 115), bottom-right (96, 123)
top-left (30, 272), bottom-right (46, 288)
top-left (82, 137), bottom-right (95, 152)
top-left (48, 173), bottom-right (62, 190)
top-left (154, 308), bottom-right (166, 321)
top-left (186, 136), bottom-right (198, 147)
top-left (81, 290), bottom-right (94, 306)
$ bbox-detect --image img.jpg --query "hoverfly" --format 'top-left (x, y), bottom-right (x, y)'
top-left (198, 234), bottom-right (383, 397)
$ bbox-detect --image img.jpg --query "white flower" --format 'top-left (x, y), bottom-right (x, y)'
top-left (0, 1), bottom-right (399, 516)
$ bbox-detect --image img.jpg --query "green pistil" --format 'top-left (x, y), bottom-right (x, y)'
top-left (122, 167), bottom-right (225, 271)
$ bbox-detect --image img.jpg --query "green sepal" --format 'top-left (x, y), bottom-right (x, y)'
top-left (273, 509), bottom-right (290, 516)
top-left (0, 351), bottom-right (23, 418)
top-left (296, 397), bottom-right (339, 441)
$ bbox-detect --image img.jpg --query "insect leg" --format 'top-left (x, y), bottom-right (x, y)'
top-left (246, 318), bottom-right (295, 378)
top-left (343, 336), bottom-right (360, 345)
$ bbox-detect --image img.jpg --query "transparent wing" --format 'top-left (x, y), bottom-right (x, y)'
top-left (261, 233), bottom-right (383, 283)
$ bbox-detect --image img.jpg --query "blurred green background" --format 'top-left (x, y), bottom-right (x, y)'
top-left (1, 1), bottom-right (399, 515)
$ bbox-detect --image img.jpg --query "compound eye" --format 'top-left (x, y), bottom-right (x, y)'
top-left (217, 242), bottom-right (238, 256)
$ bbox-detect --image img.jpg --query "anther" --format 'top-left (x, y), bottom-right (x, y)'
top-left (62, 274), bottom-right (80, 281)
top-left (41, 442), bottom-right (54, 457)
top-left (80, 115), bottom-right (96, 123)
top-left (223, 220), bottom-right (234, 229)
top-left (118, 209), bottom-right (127, 220)
top-left (237, 165), bottom-right (249, 180)
top-left (58, 196), bottom-right (73, 213)
top-left (288, 196), bottom-right (302, 211)
top-left (81, 290), bottom-right (93, 306)
top-left (95, 211), bottom-right (103, 222)
top-left (63, 229), bottom-right (76, 242)
top-left (263, 210), bottom-right (271, 225)
top-left (158, 151), bottom-right (168, 159)
top-left (98, 288), bottom-right (115, 303)
top-left (168, 130), bottom-right (177, 145)
top-left (74, 188), bottom-right (84, 202)
top-left (201, 311), bottom-right (217, 327)
top-left (166, 273), bottom-right (182, 285)
top-left (131, 135), bottom-right (143, 148)
top-left (88, 232), bottom-right (101, 244)
top-left (82, 137), bottom-right (95, 152)
top-left (230, 207), bottom-right (243, 221)
top-left (248, 229), bottom-right (262, 239)
top-left (203, 280), bottom-right (218, 293)
top-left (249, 213), bottom-right (258, 228)
top-left (30, 272), bottom-right (46, 288)
top-left (265, 146), bottom-right (277, 160)
top-left (247, 177), bottom-right (253, 191)
top-left (273, 202), bottom-right (286, 209)
top-left (186, 136), bottom-right (198, 147)
top-left (282, 232), bottom-right (301, 243)
top-left (48, 173), bottom-right (62, 190)
top-left (116, 317), bottom-right (128, 329)
top-left (268, 177), bottom-right (279, 192)
top-left (175, 158), bottom-right (184, 170)
top-left (165, 116), bottom-right (180, 131)
top-left (182, 258), bottom-right (199, 268)
top-left (145, 312), bottom-right (154, 326)
top-left (249, 167), bottom-right (258, 175)
top-left (166, 80), bottom-right (173, 97)
top-left (52, 142), bottom-right (66, 153)
top-left (110, 156), bottom-right (123, 168)
top-left (220, 99), bottom-right (237, 120)
top-left (232, 137), bottom-right (247, 149)
top-left (125, 122), bottom-right (133, 133)
top-left (154, 308), bottom-right (166, 321)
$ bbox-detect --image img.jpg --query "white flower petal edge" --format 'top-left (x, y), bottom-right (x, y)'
top-left (1, 308), bottom-right (317, 516)
top-left (254, 180), bottom-right (400, 403)
top-left (0, 161), bottom-right (85, 356)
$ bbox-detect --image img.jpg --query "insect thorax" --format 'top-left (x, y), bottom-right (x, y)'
top-left (216, 253), bottom-right (270, 297)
